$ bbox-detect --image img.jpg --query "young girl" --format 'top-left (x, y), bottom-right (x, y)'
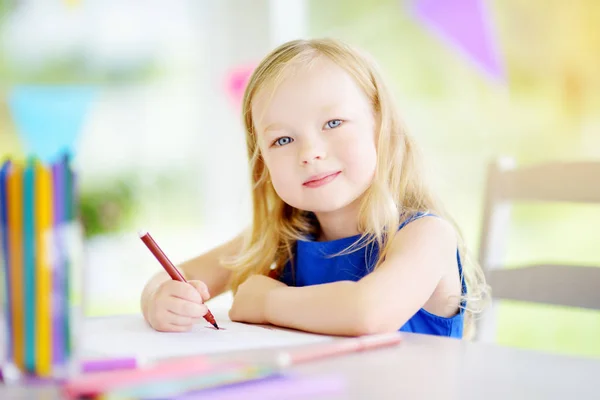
top-left (141, 38), bottom-right (488, 339)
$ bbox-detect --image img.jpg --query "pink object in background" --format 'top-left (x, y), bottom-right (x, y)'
top-left (410, 0), bottom-right (504, 81)
top-left (225, 64), bottom-right (256, 108)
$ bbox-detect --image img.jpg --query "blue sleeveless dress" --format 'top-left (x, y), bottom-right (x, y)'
top-left (278, 213), bottom-right (466, 338)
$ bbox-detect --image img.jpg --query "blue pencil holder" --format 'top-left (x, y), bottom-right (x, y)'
top-left (0, 156), bottom-right (84, 382)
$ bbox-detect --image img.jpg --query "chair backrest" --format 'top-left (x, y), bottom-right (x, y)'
top-left (476, 158), bottom-right (600, 341)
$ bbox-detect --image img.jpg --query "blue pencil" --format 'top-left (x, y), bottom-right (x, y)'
top-left (63, 153), bottom-right (73, 357)
top-left (23, 159), bottom-right (36, 373)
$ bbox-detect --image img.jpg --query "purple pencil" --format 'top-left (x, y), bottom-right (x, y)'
top-left (51, 160), bottom-right (65, 367)
top-left (0, 162), bottom-right (12, 362)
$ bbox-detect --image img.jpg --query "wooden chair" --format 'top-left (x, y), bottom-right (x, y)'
top-left (476, 157), bottom-right (600, 342)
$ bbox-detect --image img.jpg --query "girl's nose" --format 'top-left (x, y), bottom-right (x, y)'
top-left (299, 140), bottom-right (327, 165)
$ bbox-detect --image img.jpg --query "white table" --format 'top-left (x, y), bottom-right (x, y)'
top-left (1, 314), bottom-right (600, 399)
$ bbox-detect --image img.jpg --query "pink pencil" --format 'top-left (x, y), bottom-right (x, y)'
top-left (275, 333), bottom-right (402, 367)
top-left (63, 355), bottom-right (209, 399)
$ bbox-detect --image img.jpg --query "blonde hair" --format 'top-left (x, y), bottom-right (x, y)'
top-left (225, 38), bottom-right (489, 338)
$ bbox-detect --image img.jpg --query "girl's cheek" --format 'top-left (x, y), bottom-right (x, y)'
top-left (341, 137), bottom-right (375, 160)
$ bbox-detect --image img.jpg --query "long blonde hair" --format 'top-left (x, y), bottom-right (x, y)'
top-left (226, 38), bottom-right (488, 337)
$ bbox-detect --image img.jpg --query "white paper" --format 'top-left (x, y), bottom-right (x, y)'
top-left (82, 311), bottom-right (332, 360)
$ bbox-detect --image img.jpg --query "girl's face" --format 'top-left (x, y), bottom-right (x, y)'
top-left (252, 56), bottom-right (377, 214)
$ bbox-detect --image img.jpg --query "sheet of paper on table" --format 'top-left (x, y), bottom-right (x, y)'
top-left (82, 311), bottom-right (332, 360)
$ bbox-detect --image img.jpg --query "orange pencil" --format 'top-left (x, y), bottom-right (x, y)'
top-left (7, 163), bottom-right (24, 370)
top-left (276, 333), bottom-right (402, 367)
top-left (138, 230), bottom-right (219, 329)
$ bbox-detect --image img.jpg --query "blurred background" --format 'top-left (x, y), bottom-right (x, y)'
top-left (0, 0), bottom-right (598, 358)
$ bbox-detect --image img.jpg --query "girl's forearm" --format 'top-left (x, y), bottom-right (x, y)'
top-left (265, 281), bottom-right (374, 336)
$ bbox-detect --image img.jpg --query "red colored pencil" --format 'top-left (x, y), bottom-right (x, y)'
top-left (275, 333), bottom-right (401, 367)
top-left (138, 230), bottom-right (219, 329)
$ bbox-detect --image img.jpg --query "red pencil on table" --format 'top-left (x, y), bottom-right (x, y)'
top-left (138, 230), bottom-right (219, 329)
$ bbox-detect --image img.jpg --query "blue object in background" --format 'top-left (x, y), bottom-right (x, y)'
top-left (8, 86), bottom-right (97, 163)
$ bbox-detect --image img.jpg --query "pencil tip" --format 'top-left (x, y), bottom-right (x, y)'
top-left (212, 322), bottom-right (220, 329)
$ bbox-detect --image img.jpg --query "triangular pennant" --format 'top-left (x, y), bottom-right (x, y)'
top-left (8, 86), bottom-right (96, 163)
top-left (410, 0), bottom-right (504, 80)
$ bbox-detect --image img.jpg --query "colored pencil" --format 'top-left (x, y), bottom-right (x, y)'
top-left (63, 356), bottom-right (210, 399)
top-left (23, 160), bottom-right (36, 373)
top-left (34, 161), bottom-right (53, 376)
top-left (51, 160), bottom-right (66, 366)
top-left (1, 156), bottom-right (76, 378)
top-left (81, 356), bottom-right (140, 374)
top-left (0, 162), bottom-right (11, 361)
top-left (99, 364), bottom-right (278, 400)
top-left (63, 154), bottom-right (73, 357)
top-left (7, 163), bottom-right (24, 370)
top-left (275, 333), bottom-right (402, 367)
top-left (138, 230), bottom-right (219, 329)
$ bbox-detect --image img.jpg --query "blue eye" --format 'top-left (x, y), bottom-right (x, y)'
top-left (325, 119), bottom-right (342, 129)
top-left (274, 137), bottom-right (293, 146)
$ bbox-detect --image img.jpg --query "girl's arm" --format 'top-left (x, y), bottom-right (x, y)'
top-left (141, 232), bottom-right (244, 316)
top-left (263, 217), bottom-right (457, 336)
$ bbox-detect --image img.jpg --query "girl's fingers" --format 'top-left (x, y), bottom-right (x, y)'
top-left (165, 297), bottom-right (208, 318)
top-left (167, 281), bottom-right (204, 303)
top-left (188, 280), bottom-right (211, 302)
top-left (151, 312), bottom-right (193, 332)
top-left (166, 310), bottom-right (194, 326)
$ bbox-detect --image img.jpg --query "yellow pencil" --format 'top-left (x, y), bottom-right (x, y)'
top-left (35, 162), bottom-right (53, 377)
top-left (7, 163), bottom-right (24, 370)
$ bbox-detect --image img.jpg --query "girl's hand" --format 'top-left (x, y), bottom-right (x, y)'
top-left (146, 280), bottom-right (211, 332)
top-left (229, 275), bottom-right (286, 324)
